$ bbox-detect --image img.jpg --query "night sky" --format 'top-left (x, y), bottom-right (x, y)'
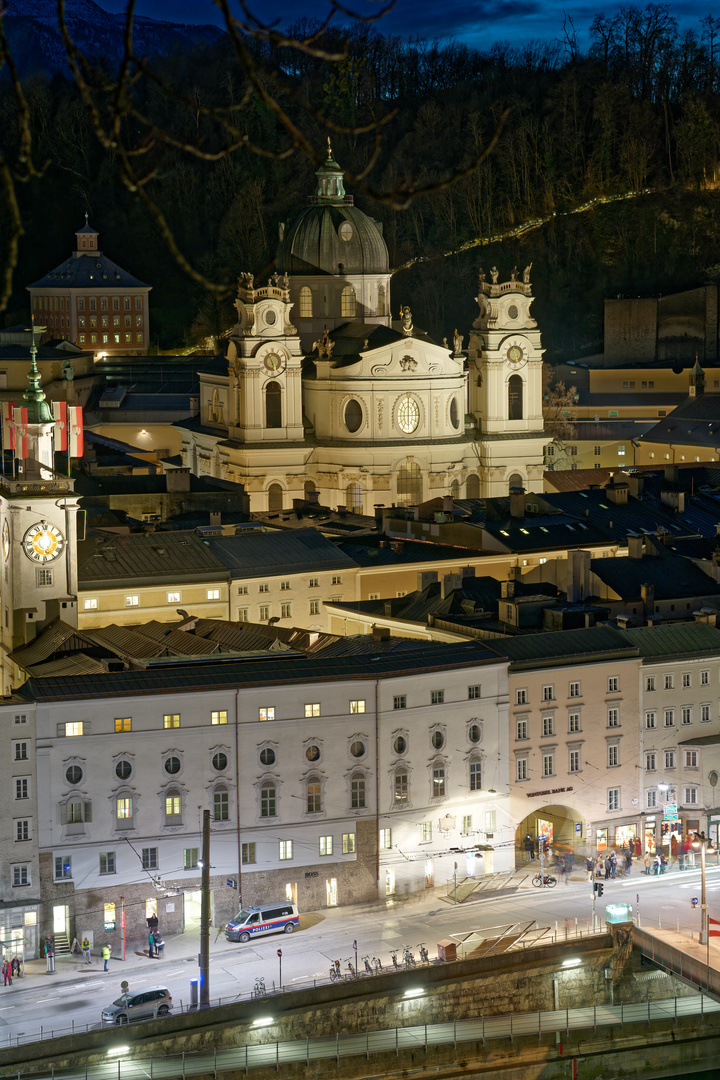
top-left (97, 0), bottom-right (715, 52)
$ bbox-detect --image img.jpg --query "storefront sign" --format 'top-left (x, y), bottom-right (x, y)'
top-left (526, 786), bottom-right (574, 798)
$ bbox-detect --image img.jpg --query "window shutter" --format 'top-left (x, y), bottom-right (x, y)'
top-left (84, 801), bottom-right (92, 823)
top-left (60, 803), bottom-right (68, 825)
top-left (57, 724), bottom-right (65, 737)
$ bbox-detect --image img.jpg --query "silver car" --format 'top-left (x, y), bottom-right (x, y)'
top-left (101, 986), bottom-right (173, 1025)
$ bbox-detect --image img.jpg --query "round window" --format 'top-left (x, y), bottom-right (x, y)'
top-left (115, 759), bottom-right (132, 780)
top-left (431, 730), bottom-right (445, 750)
top-left (66, 764), bottom-right (83, 785)
top-left (393, 735), bottom-right (407, 755)
top-left (212, 752), bottom-right (227, 771)
top-left (306, 744), bottom-right (321, 762)
top-left (260, 747), bottom-right (276, 765)
top-left (339, 221), bottom-right (353, 241)
top-left (350, 740), bottom-right (365, 758)
top-left (164, 756), bottom-right (181, 775)
top-left (265, 309), bottom-right (276, 325)
top-left (344, 399), bottom-right (363, 433)
top-left (398, 395), bottom-right (420, 434)
top-left (450, 397), bottom-right (459, 429)
top-left (508, 304), bottom-right (518, 319)
top-left (468, 724), bottom-right (481, 744)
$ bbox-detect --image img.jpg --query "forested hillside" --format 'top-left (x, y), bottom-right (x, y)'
top-left (1, 3), bottom-right (719, 358)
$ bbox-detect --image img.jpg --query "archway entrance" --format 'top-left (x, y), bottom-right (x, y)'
top-left (515, 804), bottom-right (586, 868)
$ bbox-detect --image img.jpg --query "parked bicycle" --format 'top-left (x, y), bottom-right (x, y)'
top-left (389, 949), bottom-right (400, 969)
top-left (417, 943), bottom-right (429, 964)
top-left (402, 944), bottom-right (416, 968)
top-left (362, 955), bottom-right (373, 974)
top-left (532, 872), bottom-right (557, 888)
top-left (371, 954), bottom-right (383, 973)
top-left (253, 977), bottom-right (266, 997)
top-left (329, 960), bottom-right (343, 982)
top-left (345, 958), bottom-right (356, 977)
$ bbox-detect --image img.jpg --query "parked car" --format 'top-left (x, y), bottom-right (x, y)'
top-left (101, 986), bottom-right (173, 1025)
top-left (225, 902), bottom-right (299, 942)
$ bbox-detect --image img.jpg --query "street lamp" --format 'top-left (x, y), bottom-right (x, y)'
top-left (692, 832), bottom-right (715, 950)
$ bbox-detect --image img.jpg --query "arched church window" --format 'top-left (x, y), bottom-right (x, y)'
top-left (508, 473), bottom-right (523, 493)
top-left (265, 381), bottom-right (282, 428)
top-left (341, 286), bottom-right (356, 318)
top-left (346, 483), bottom-right (363, 511)
top-left (377, 284), bottom-right (386, 317)
top-left (299, 287), bottom-right (312, 318)
top-left (450, 479), bottom-right (460, 499)
top-left (304, 480), bottom-right (316, 498)
top-left (466, 474), bottom-right (480, 499)
top-left (268, 484), bottom-right (284, 512)
top-left (397, 462), bottom-right (422, 506)
top-left (508, 374), bottom-right (523, 420)
top-left (344, 399), bottom-right (363, 433)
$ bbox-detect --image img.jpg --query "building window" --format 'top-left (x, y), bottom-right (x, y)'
top-left (569, 750), bottom-right (580, 773)
top-left (319, 835), bottom-right (333, 856)
top-left (647, 790), bottom-right (657, 808)
top-left (516, 719), bottom-right (528, 740)
top-left (682, 707), bottom-right (692, 725)
top-left (684, 787), bottom-right (699, 805)
top-left (431, 764), bottom-right (446, 797)
top-left (350, 699), bottom-right (366, 714)
top-left (646, 752), bottom-right (657, 771)
top-left (420, 822), bottom-right (432, 842)
top-left (167, 591), bottom-right (180, 604)
top-left (299, 286), bottom-right (312, 317)
top-left (259, 605), bottom-right (270, 621)
top-left (184, 848), bottom-right (198, 869)
top-left (665, 750), bottom-right (676, 770)
top-left (207, 589), bottom-right (220, 601)
top-left (165, 790), bottom-right (182, 824)
top-left (341, 286), bottom-right (356, 317)
top-left (115, 717), bottom-right (131, 733)
top-left (431, 689), bottom-right (445, 705)
top-left (212, 710), bottom-right (228, 725)
top-left (305, 703), bottom-right (320, 717)
top-left (516, 689), bottom-right (528, 705)
top-left (307, 776), bottom-right (322, 813)
top-left (13, 714), bottom-right (27, 726)
top-left (569, 713), bottom-right (581, 733)
top-left (125, 595), bottom-right (139, 607)
top-left (259, 583), bottom-right (269, 593)
top-left (701, 704), bottom-right (711, 722)
top-left (569, 681), bottom-right (580, 698)
top-left (214, 787), bottom-right (229, 821)
top-left (468, 723), bottom-right (481, 744)
top-left (342, 833), bottom-right (356, 854)
top-left (393, 695), bottom-right (406, 710)
top-left (351, 772), bottom-right (366, 809)
top-left (379, 828), bottom-right (392, 850)
top-left (594, 445), bottom-right (601, 456)
top-left (135, 296), bottom-right (143, 310)
top-left (164, 714), bottom-right (180, 729)
top-left (682, 673), bottom-right (691, 688)
top-left (241, 843), bottom-right (256, 864)
top-left (469, 761), bottom-right (482, 790)
top-left (685, 750), bottom-right (698, 768)
top-left (12, 865), bottom-right (29, 887)
top-left (607, 787), bottom-right (620, 811)
top-left (645, 711), bottom-right (656, 729)
top-left (664, 674), bottom-right (674, 690)
top-left (331, 575), bottom-right (342, 586)
top-left (36, 568), bottom-right (53, 587)
top-left (14, 741), bottom-right (28, 761)
top-left (542, 753), bottom-right (554, 777)
top-left (116, 796), bottom-right (133, 823)
top-left (15, 778), bottom-right (28, 800)
top-left (607, 744), bottom-right (619, 767)
top-left (393, 771), bottom-right (408, 803)
top-left (279, 840), bottom-right (293, 861)
top-left (142, 848), bottom-right (157, 870)
top-left (260, 783), bottom-right (276, 818)
top-left (83, 597), bottom-right (98, 610)
top-left (258, 706), bottom-right (275, 722)
top-left (55, 856), bottom-right (72, 880)
top-left (461, 815), bottom-right (473, 834)
top-left (468, 685), bottom-right (481, 699)
top-left (646, 676), bottom-right (656, 691)
top-left (608, 677), bottom-right (619, 692)
top-left (238, 608), bottom-right (249, 621)
top-left (542, 716), bottom-right (554, 737)
top-left (99, 852), bottom-right (116, 875)
top-left (701, 670), bottom-right (710, 686)
top-left (542, 685), bottom-right (554, 701)
top-left (516, 757), bottom-right (528, 781)
top-left (664, 709), bottom-right (675, 727)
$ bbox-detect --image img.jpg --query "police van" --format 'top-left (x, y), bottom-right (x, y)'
top-left (225, 902), bottom-right (299, 942)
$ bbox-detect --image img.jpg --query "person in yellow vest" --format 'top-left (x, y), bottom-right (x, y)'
top-left (102, 944), bottom-right (111, 972)
top-left (81, 937), bottom-right (91, 965)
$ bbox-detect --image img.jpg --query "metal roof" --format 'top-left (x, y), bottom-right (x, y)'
top-left (616, 623), bottom-right (720, 659)
top-left (77, 532), bottom-right (229, 587)
top-left (207, 528), bottom-right (357, 577)
top-left (482, 625), bottom-right (635, 666)
top-left (28, 252), bottom-right (149, 290)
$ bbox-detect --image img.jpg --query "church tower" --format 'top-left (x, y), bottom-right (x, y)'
top-left (467, 266), bottom-right (546, 495)
top-left (0, 332), bottom-right (80, 691)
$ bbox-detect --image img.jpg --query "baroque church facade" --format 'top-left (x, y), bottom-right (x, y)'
top-left (179, 148), bottom-right (547, 513)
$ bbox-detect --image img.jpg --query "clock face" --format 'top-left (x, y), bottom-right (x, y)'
top-left (507, 344), bottom-right (524, 364)
top-left (263, 352), bottom-right (282, 373)
top-left (23, 521), bottom-right (64, 563)
top-left (2, 521), bottom-right (8, 561)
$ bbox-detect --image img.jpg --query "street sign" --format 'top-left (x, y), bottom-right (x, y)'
top-left (277, 949), bottom-right (282, 957)
top-left (692, 897), bottom-right (699, 907)
top-left (226, 878), bottom-right (236, 889)
top-left (663, 803), bottom-right (678, 820)
top-left (575, 823), bottom-right (581, 834)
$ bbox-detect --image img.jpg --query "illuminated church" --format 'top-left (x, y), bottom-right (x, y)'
top-left (179, 147), bottom-right (547, 513)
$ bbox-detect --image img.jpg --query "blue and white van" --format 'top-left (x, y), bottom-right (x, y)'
top-left (225, 902), bottom-right (299, 942)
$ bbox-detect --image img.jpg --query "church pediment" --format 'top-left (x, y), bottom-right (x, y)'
top-left (323, 338), bottom-right (464, 381)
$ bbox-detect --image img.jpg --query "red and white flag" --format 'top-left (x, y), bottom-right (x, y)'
top-left (13, 406), bottom-right (28, 460)
top-left (709, 917), bottom-right (720, 937)
top-left (1, 402), bottom-right (14, 451)
top-left (52, 401), bottom-right (68, 452)
top-left (68, 405), bottom-right (84, 458)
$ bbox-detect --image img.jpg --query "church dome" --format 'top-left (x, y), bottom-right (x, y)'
top-left (276, 145), bottom-right (389, 276)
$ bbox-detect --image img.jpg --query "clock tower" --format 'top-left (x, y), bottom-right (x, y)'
top-left (0, 337), bottom-right (80, 691)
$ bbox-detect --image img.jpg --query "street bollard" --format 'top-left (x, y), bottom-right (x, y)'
top-left (46, 952), bottom-right (55, 975)
top-left (190, 978), bottom-right (198, 1008)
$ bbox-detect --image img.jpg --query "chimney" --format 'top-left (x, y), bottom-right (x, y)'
top-left (307, 490), bottom-right (320, 505)
top-left (441, 573), bottom-right (463, 599)
top-left (627, 535), bottom-right (643, 560)
top-left (616, 613), bottom-right (631, 629)
top-left (442, 495), bottom-right (454, 511)
top-left (509, 487), bottom-right (525, 519)
top-left (627, 474), bottom-right (644, 498)
top-left (166, 468), bottom-right (191, 492)
top-left (660, 489), bottom-right (685, 513)
top-left (417, 570), bottom-right (439, 592)
top-left (209, 512), bottom-right (221, 527)
top-left (501, 580), bottom-right (516, 599)
top-left (508, 566), bottom-right (522, 581)
top-left (567, 549), bottom-right (591, 603)
top-left (641, 582), bottom-right (655, 618)
top-left (605, 479), bottom-right (629, 504)
top-left (461, 565), bottom-right (476, 579)
top-left (664, 465), bottom-right (679, 484)
top-left (371, 624), bottom-right (390, 642)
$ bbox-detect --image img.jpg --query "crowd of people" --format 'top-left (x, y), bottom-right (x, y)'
top-left (523, 831), bottom-right (699, 882)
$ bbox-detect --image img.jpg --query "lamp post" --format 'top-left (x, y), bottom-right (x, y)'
top-left (692, 832), bottom-right (715, 972)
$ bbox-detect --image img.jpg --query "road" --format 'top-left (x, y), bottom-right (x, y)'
top-left (1, 863), bottom-right (718, 1047)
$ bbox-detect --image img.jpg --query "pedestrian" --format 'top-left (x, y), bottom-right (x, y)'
top-left (653, 854), bottom-right (660, 876)
top-left (586, 854), bottom-right (594, 882)
top-left (610, 850), bottom-right (617, 878)
top-left (659, 852), bottom-right (667, 874)
top-left (595, 856), bottom-right (604, 879)
top-left (102, 944), bottom-right (111, 972)
top-left (644, 851), bottom-right (651, 874)
top-left (525, 834), bottom-right (535, 861)
top-left (604, 855), bottom-right (611, 880)
top-left (625, 849), bottom-right (633, 875)
top-left (671, 834), bottom-right (679, 868)
top-left (10, 957), bottom-right (20, 978)
top-left (634, 836), bottom-right (642, 859)
top-left (148, 931), bottom-right (155, 958)
top-left (154, 934), bottom-right (164, 959)
top-left (2, 959), bottom-right (11, 986)
top-left (81, 937), bottom-right (91, 965)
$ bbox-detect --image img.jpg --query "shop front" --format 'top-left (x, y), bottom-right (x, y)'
top-left (592, 817), bottom-right (642, 855)
top-left (515, 803), bottom-right (586, 864)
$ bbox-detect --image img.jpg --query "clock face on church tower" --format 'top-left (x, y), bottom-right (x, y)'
top-left (263, 352), bottom-right (283, 373)
top-left (22, 521), bottom-right (65, 563)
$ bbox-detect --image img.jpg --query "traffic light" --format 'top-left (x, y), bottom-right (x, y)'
top-left (594, 882), bottom-right (604, 897)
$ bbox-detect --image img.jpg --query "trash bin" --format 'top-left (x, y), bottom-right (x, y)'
top-left (437, 939), bottom-right (456, 962)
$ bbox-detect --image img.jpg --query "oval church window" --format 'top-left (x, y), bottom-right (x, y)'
top-left (339, 221), bottom-right (354, 241)
top-left (508, 304), bottom-right (519, 320)
top-left (398, 395), bottom-right (420, 434)
top-left (449, 397), bottom-right (459, 430)
top-left (344, 399), bottom-right (363, 433)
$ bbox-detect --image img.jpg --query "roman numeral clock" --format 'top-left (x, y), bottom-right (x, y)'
top-left (22, 521), bottom-right (65, 564)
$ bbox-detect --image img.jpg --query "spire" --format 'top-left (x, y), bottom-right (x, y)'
top-left (313, 141), bottom-right (346, 204)
top-left (23, 320), bottom-right (54, 424)
top-left (689, 355), bottom-right (705, 398)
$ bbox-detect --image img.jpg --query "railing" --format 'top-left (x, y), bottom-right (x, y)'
top-left (7, 995), bottom-right (717, 1080)
top-left (634, 926), bottom-right (720, 995)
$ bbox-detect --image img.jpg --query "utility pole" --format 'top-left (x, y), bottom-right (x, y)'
top-left (200, 809), bottom-right (210, 1006)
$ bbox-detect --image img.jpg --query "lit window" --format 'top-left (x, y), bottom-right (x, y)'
top-left (184, 848), bottom-right (198, 869)
top-left (83, 597), bottom-right (98, 610)
top-left (211, 711), bottom-right (228, 725)
top-left (319, 835), bottom-right (333, 856)
top-left (420, 821), bottom-right (432, 842)
top-left (207, 589), bottom-right (220, 600)
top-left (260, 783), bottom-right (276, 817)
top-left (99, 852), bottom-right (116, 875)
top-left (305, 702), bottom-right (320, 717)
top-left (299, 286), bottom-right (312, 317)
top-left (432, 765), bottom-right (446, 797)
top-left (65, 722), bottom-right (84, 737)
top-left (342, 833), bottom-right (355, 854)
top-left (125, 595), bottom-right (139, 607)
top-left (259, 707), bottom-right (275, 722)
top-left (116, 796), bottom-right (133, 820)
top-left (279, 840), bottom-right (293, 860)
top-left (114, 717), bottom-right (131, 733)
top-left (164, 714), bottom-right (180, 728)
top-left (307, 776), bottom-right (322, 813)
top-left (241, 843), bottom-right (256, 864)
top-left (165, 794), bottom-right (181, 819)
top-left (379, 828), bottom-right (392, 850)
top-left (167, 592), bottom-right (180, 604)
